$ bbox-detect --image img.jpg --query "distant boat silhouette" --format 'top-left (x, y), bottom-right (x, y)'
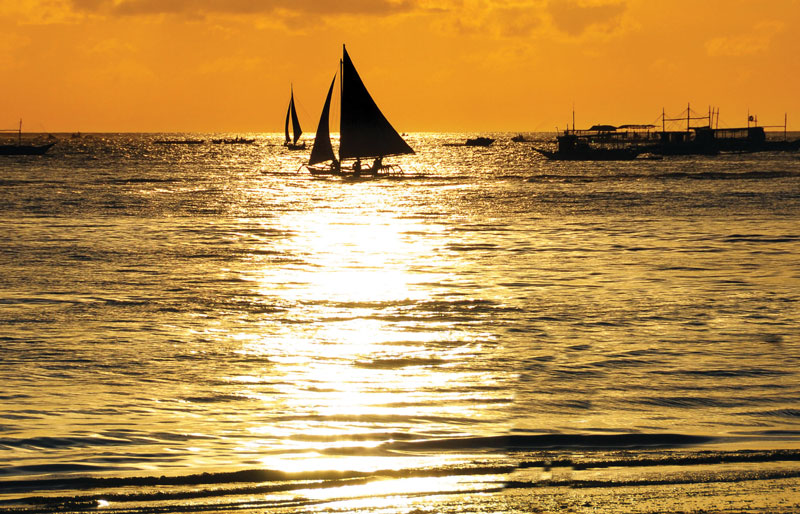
top-left (466, 136), bottom-right (494, 146)
top-left (534, 112), bottom-right (641, 160)
top-left (212, 137), bottom-right (255, 144)
top-left (284, 86), bottom-right (305, 150)
top-left (305, 45), bottom-right (414, 177)
top-left (0, 120), bottom-right (55, 155)
top-left (535, 128), bottom-right (641, 161)
top-left (445, 136), bottom-right (495, 147)
top-left (154, 138), bottom-right (205, 145)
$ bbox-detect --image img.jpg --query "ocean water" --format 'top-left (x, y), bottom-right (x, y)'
top-left (1, 133), bottom-right (800, 512)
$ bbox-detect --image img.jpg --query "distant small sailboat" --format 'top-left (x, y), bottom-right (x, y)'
top-left (284, 86), bottom-right (305, 150)
top-left (0, 119), bottom-right (55, 155)
top-left (305, 45), bottom-right (414, 177)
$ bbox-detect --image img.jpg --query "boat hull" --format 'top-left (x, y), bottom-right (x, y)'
top-left (306, 162), bottom-right (404, 178)
top-left (154, 140), bottom-right (205, 145)
top-left (213, 138), bottom-right (255, 145)
top-left (0, 143), bottom-right (55, 155)
top-left (465, 137), bottom-right (494, 147)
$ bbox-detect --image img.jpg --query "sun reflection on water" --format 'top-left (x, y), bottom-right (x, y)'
top-left (221, 201), bottom-right (512, 473)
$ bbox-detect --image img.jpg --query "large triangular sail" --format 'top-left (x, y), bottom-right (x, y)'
top-left (339, 46), bottom-right (414, 160)
top-left (284, 87), bottom-right (302, 145)
top-left (308, 75), bottom-right (337, 166)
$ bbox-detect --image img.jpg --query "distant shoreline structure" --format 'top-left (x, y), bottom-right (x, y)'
top-left (532, 105), bottom-right (800, 160)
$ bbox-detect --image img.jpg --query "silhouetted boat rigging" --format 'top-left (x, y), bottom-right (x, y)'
top-left (535, 124), bottom-right (642, 161)
top-left (0, 120), bottom-right (55, 155)
top-left (305, 45), bottom-right (414, 177)
top-left (536, 105), bottom-right (800, 160)
top-left (646, 107), bottom-right (800, 155)
top-left (284, 86), bottom-right (305, 150)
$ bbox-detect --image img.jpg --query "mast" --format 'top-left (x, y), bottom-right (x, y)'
top-left (284, 90), bottom-right (291, 144)
top-left (18, 119), bottom-right (22, 145)
top-left (339, 56), bottom-right (343, 153)
top-left (687, 103), bottom-right (690, 132)
top-left (290, 88), bottom-right (302, 144)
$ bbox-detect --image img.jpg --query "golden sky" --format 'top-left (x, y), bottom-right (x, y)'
top-left (2, 0), bottom-right (799, 132)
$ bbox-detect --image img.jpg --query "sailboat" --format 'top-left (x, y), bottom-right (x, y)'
top-left (305, 45), bottom-right (414, 176)
top-left (284, 85), bottom-right (305, 150)
top-left (0, 119), bottom-right (55, 156)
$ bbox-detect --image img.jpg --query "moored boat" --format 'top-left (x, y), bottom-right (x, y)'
top-left (211, 137), bottom-right (255, 144)
top-left (0, 120), bottom-right (55, 155)
top-left (154, 139), bottom-right (205, 145)
top-left (535, 125), bottom-right (642, 161)
top-left (465, 136), bottom-right (494, 146)
top-left (644, 107), bottom-right (799, 155)
top-left (0, 142), bottom-right (55, 155)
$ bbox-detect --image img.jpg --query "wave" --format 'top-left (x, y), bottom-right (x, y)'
top-left (383, 433), bottom-right (715, 452)
top-left (506, 469), bottom-right (800, 490)
top-left (4, 446), bottom-right (800, 513)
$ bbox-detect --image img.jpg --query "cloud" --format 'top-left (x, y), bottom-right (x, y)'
top-left (705, 21), bottom-right (785, 57)
top-left (66, 0), bottom-right (420, 18)
top-left (441, 0), bottom-right (632, 40)
top-left (547, 0), bottom-right (627, 36)
top-left (443, 1), bottom-right (547, 38)
top-left (0, 0), bottom-right (83, 24)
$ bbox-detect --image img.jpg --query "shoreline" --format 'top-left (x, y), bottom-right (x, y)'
top-left (3, 446), bottom-right (800, 513)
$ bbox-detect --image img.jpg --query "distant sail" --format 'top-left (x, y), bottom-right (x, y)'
top-left (284, 87), bottom-right (302, 145)
top-left (339, 46), bottom-right (414, 160)
top-left (308, 75), bottom-right (337, 166)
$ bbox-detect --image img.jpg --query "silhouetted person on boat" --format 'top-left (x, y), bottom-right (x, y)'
top-left (371, 157), bottom-right (383, 174)
top-left (353, 158), bottom-right (362, 177)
